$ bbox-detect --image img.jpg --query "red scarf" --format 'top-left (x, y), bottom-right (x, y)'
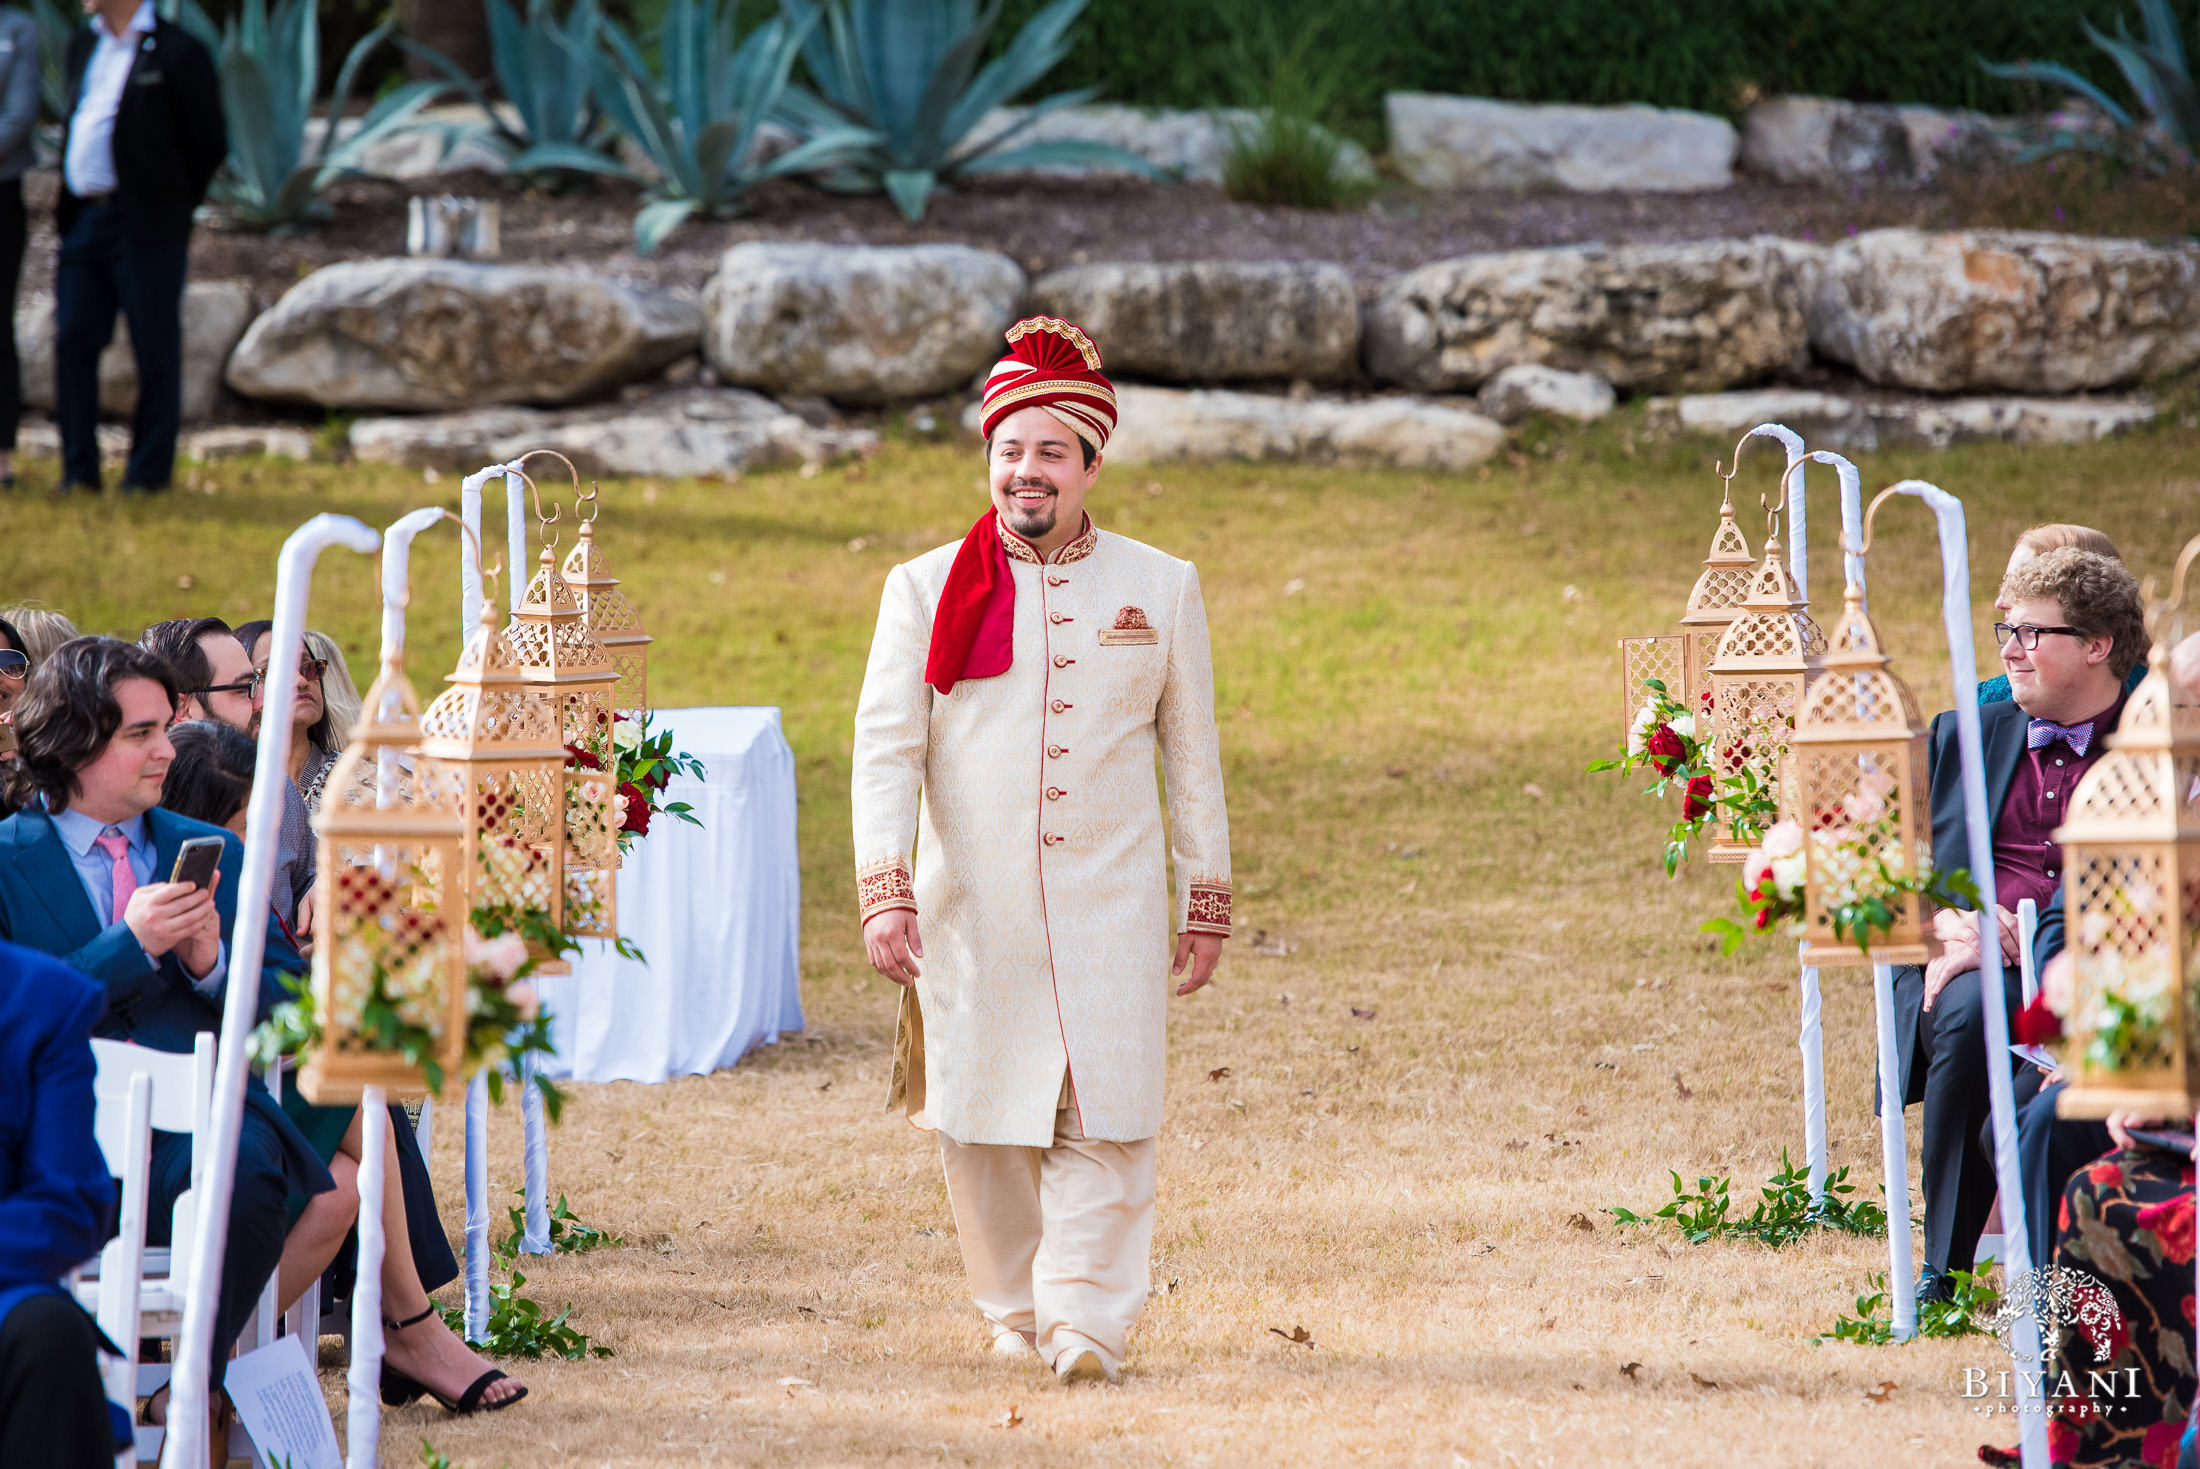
top-left (925, 511), bottom-right (1017, 695)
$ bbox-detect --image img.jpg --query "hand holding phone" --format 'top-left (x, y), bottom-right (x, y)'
top-left (170, 836), bottom-right (224, 891)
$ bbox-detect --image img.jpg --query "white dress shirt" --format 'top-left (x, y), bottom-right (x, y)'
top-left (63, 0), bottom-right (156, 199)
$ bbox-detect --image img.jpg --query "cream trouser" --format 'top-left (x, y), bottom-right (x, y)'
top-left (936, 1084), bottom-right (1157, 1374)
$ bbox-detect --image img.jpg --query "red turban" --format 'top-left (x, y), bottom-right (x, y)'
top-left (978, 316), bottom-right (1116, 452)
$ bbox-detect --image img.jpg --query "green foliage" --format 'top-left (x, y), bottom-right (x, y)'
top-left (778, 0), bottom-right (1156, 223)
top-left (177, 0), bottom-right (447, 231)
top-left (402, 0), bottom-right (633, 184)
top-left (1829, 861), bottom-right (1980, 955)
top-left (495, 1191), bottom-right (624, 1259)
top-left (1610, 1152), bottom-right (1890, 1246)
top-left (1821, 1262), bottom-right (2002, 1344)
top-left (1982, 0), bottom-right (2198, 169)
top-left (437, 1267), bottom-right (614, 1360)
top-left (593, 0), bottom-right (878, 253)
top-left (418, 1443), bottom-right (462, 1469)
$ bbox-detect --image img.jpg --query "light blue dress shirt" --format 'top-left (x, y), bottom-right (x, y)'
top-left (49, 805), bottom-right (225, 995)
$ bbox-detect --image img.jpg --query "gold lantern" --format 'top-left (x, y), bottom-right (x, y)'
top-left (1705, 502), bottom-right (1826, 864)
top-left (560, 487), bottom-right (652, 720)
top-left (1618, 487), bottom-right (1755, 742)
top-left (2052, 539), bottom-right (2200, 1118)
top-left (502, 494), bottom-right (622, 946)
top-left (417, 576), bottom-right (570, 957)
top-left (1792, 556), bottom-right (1934, 966)
top-left (299, 659), bottom-right (469, 1103)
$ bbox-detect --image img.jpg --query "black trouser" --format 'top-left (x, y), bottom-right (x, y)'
top-left (146, 1106), bottom-right (291, 1398)
top-left (2014, 1079), bottom-right (2115, 1272)
top-left (55, 200), bottom-right (188, 490)
top-left (0, 1292), bottom-right (114, 1469)
top-left (0, 176), bottom-right (25, 454)
top-left (1894, 961), bottom-right (2027, 1275)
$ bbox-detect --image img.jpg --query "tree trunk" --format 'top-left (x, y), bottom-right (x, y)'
top-left (400, 0), bottom-right (491, 81)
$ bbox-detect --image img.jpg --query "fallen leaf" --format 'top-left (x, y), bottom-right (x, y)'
top-left (1619, 1362), bottom-right (1643, 1380)
top-left (993, 1405), bottom-right (1023, 1429)
top-left (1268, 1325), bottom-right (1315, 1347)
top-left (1566, 1212), bottom-right (1595, 1232)
top-left (1561, 584), bottom-right (1582, 603)
top-left (1207, 1066), bottom-right (1232, 1082)
top-left (1283, 577), bottom-right (1305, 596)
top-left (1691, 1372), bottom-right (1720, 1391)
top-left (1522, 782), bottom-right (1547, 800)
top-left (1865, 1380), bottom-right (1898, 1404)
top-left (1540, 1316), bottom-right (1557, 1330)
top-left (796, 1305), bottom-right (819, 1318)
top-left (1351, 1006), bottom-right (1376, 1020)
top-left (816, 1080), bottom-right (832, 1092)
top-left (176, 574), bottom-right (196, 590)
top-left (778, 1376), bottom-right (814, 1388)
top-left (1503, 1139), bottom-right (1528, 1152)
top-left (912, 1227), bottom-right (937, 1237)
top-left (1672, 1073), bottom-right (1694, 1100)
top-left (1227, 1097), bottom-right (1246, 1112)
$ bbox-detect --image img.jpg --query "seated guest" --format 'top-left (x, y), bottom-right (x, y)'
top-left (234, 620), bottom-right (350, 812)
top-left (0, 616), bottom-right (25, 769)
top-left (1977, 524), bottom-right (2144, 705)
top-left (0, 637), bottom-right (335, 1431)
top-left (155, 720), bottom-right (515, 1414)
top-left (1, 604), bottom-right (81, 667)
top-left (1887, 547), bottom-right (2148, 1302)
top-left (0, 937), bottom-right (120, 1468)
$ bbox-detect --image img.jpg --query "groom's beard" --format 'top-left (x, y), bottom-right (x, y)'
top-left (1003, 484), bottom-right (1058, 539)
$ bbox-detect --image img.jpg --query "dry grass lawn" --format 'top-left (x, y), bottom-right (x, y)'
top-left (6, 410), bottom-right (2199, 1466)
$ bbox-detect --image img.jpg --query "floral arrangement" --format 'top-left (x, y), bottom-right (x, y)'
top-left (1589, 678), bottom-right (1719, 875)
top-left (1702, 819), bottom-right (1809, 954)
top-left (569, 712), bottom-right (705, 852)
top-left (2035, 899), bottom-right (2180, 1074)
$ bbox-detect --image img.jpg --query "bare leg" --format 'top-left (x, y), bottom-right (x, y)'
top-left (278, 1149), bottom-right (358, 1313)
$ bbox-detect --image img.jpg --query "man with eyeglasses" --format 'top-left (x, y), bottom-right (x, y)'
top-left (1885, 545), bottom-right (2149, 1304)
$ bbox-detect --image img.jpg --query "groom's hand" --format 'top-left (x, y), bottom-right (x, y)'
top-left (864, 909), bottom-right (924, 987)
top-left (1173, 932), bottom-right (1223, 996)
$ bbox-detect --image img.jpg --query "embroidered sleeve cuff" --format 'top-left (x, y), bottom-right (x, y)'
top-left (857, 857), bottom-right (917, 924)
top-left (1184, 878), bottom-right (1233, 937)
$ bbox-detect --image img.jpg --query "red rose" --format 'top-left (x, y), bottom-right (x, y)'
top-left (1752, 906), bottom-right (1772, 931)
top-left (1645, 724), bottom-right (1686, 774)
top-left (618, 781), bottom-right (651, 835)
top-left (648, 763), bottom-right (672, 791)
top-left (566, 743), bottom-right (604, 771)
top-left (1682, 775), bottom-right (1715, 822)
top-left (2014, 993), bottom-right (2063, 1045)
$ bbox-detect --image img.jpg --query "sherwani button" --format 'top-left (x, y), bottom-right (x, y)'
top-left (1054, 655), bottom-right (1074, 668)
top-left (1046, 787), bottom-right (1064, 800)
top-left (1050, 699), bottom-right (1068, 712)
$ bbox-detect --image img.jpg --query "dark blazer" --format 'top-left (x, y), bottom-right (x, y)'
top-left (56, 15), bottom-right (226, 248)
top-left (0, 939), bottom-right (112, 1337)
top-left (0, 804), bottom-right (299, 1054)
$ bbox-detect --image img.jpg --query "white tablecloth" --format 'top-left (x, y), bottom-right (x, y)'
top-left (538, 706), bottom-right (804, 1083)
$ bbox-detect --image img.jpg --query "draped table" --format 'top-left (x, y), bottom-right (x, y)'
top-left (538, 706), bottom-right (805, 1083)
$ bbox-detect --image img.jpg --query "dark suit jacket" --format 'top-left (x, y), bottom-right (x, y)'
top-left (0, 939), bottom-right (112, 1336)
top-left (56, 16), bottom-right (226, 248)
top-left (0, 804), bottom-right (299, 1054)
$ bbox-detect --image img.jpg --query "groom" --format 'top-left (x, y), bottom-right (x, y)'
top-left (851, 316), bottom-right (1233, 1384)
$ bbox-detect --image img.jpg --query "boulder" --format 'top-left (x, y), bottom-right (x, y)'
top-left (702, 243), bottom-right (1025, 402)
top-left (1364, 239), bottom-right (1814, 393)
top-left (349, 386), bottom-right (874, 477)
top-left (1475, 364), bottom-right (1615, 424)
top-left (19, 282), bottom-right (255, 422)
top-left (1809, 229), bottom-right (2200, 392)
top-left (224, 259), bottom-right (701, 411)
top-left (1027, 262), bottom-right (1357, 383)
top-left (964, 105), bottom-right (1373, 186)
top-left (181, 426), bottom-right (316, 462)
top-left (1649, 388), bottom-right (2156, 451)
top-left (1096, 385), bottom-right (1502, 471)
top-left (1739, 97), bottom-right (2002, 186)
top-left (1385, 94), bottom-right (1736, 192)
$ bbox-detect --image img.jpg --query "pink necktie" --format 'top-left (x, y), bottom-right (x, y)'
top-left (93, 828), bottom-right (136, 924)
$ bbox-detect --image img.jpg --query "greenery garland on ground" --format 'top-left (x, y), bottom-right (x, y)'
top-left (1609, 1152), bottom-right (1890, 1246)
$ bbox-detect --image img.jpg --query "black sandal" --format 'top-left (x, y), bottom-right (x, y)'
top-left (378, 1304), bottom-right (528, 1415)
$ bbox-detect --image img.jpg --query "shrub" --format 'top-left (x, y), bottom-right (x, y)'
top-left (403, 0), bottom-right (635, 185)
top-left (1981, 0), bottom-right (2197, 171)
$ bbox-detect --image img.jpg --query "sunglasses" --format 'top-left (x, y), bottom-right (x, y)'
top-left (0, 649), bottom-right (26, 681)
top-left (237, 657), bottom-right (329, 694)
top-left (1993, 622), bottom-right (2084, 652)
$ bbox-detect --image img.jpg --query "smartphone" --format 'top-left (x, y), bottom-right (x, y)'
top-left (170, 835), bottom-right (225, 892)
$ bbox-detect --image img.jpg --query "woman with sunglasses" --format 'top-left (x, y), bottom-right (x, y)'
top-left (0, 617), bottom-right (27, 771)
top-left (232, 622), bottom-right (355, 814)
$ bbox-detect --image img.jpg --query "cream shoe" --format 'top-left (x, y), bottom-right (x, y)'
top-left (1055, 1348), bottom-right (1112, 1385)
top-left (991, 1330), bottom-right (1038, 1359)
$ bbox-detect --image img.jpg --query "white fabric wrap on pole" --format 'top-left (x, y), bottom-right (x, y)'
top-left (1872, 961), bottom-right (1919, 1339)
top-left (521, 1054), bottom-right (551, 1253)
top-left (464, 1074), bottom-right (491, 1340)
top-left (2017, 898), bottom-right (2039, 1006)
top-left (345, 1093), bottom-right (389, 1469)
top-left (160, 515), bottom-right (379, 1469)
top-left (1883, 479), bottom-right (2048, 1469)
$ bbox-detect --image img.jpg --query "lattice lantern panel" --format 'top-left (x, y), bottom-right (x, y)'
top-left (1615, 493), bottom-right (1756, 745)
top-left (2053, 657), bottom-right (2200, 1119)
top-left (1706, 533), bottom-right (1826, 864)
top-left (299, 668), bottom-right (469, 1104)
top-left (418, 601), bottom-right (570, 956)
top-left (1619, 635), bottom-right (1687, 739)
top-left (562, 517), bottom-right (652, 719)
top-left (1793, 584), bottom-right (1932, 967)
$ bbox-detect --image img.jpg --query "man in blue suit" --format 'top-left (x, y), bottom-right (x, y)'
top-left (0, 937), bottom-right (118, 1467)
top-left (0, 635), bottom-right (331, 1425)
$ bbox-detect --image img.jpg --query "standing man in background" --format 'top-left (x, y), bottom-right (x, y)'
top-left (54, 0), bottom-right (224, 496)
top-left (0, 9), bottom-right (39, 493)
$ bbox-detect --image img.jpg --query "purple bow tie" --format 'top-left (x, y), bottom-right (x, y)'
top-left (2028, 718), bottom-right (2095, 757)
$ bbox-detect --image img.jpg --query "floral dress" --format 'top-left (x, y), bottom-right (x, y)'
top-left (2048, 1145), bottom-right (2196, 1467)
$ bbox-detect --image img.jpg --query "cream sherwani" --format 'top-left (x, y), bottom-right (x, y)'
top-left (851, 514), bottom-right (1231, 1370)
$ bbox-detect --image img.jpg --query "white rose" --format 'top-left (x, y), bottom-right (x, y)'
top-left (613, 716), bottom-right (644, 751)
top-left (1761, 819), bottom-right (1804, 861)
top-left (1628, 701), bottom-right (1659, 758)
top-left (1770, 852), bottom-right (1808, 899)
top-left (1667, 714), bottom-right (1695, 742)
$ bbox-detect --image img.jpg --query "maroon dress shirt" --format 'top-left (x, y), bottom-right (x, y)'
top-left (1993, 690), bottom-right (2129, 909)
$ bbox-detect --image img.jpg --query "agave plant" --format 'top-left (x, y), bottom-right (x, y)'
top-left (777, 0), bottom-right (1156, 222)
top-left (29, 0), bottom-right (73, 123)
top-left (594, 0), bottom-right (880, 255)
top-left (1981, 0), bottom-right (2199, 169)
top-left (400, 0), bottom-right (631, 183)
top-left (174, 0), bottom-right (449, 230)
